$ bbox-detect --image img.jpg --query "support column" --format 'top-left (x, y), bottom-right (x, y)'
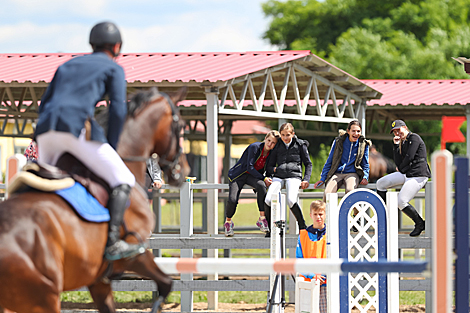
top-left (358, 100), bottom-right (366, 137)
top-left (223, 121), bottom-right (233, 259)
top-left (205, 87), bottom-right (219, 310)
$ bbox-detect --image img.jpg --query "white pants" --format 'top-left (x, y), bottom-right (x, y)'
top-left (376, 172), bottom-right (427, 210)
top-left (265, 177), bottom-right (301, 208)
top-left (36, 130), bottom-right (135, 189)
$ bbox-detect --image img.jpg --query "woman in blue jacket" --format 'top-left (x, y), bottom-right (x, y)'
top-left (224, 130), bottom-right (280, 236)
top-left (313, 120), bottom-right (371, 201)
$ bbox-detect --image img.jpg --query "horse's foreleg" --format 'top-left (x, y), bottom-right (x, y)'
top-left (127, 250), bottom-right (173, 307)
top-left (88, 281), bottom-right (115, 313)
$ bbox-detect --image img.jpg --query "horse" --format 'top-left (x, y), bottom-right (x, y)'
top-left (0, 87), bottom-right (190, 313)
top-left (368, 145), bottom-right (395, 183)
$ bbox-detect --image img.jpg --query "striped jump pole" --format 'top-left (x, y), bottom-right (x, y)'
top-left (431, 150), bottom-right (453, 313)
top-left (154, 257), bottom-right (427, 275)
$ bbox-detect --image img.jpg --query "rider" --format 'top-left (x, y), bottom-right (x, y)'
top-left (35, 22), bottom-right (144, 261)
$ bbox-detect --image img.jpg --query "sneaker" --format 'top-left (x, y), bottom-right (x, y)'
top-left (104, 240), bottom-right (147, 261)
top-left (256, 217), bottom-right (269, 233)
top-left (224, 221), bottom-right (234, 237)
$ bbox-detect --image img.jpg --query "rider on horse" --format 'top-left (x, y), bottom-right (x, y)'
top-left (35, 22), bottom-right (144, 261)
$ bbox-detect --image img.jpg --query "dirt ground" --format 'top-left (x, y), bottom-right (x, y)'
top-left (62, 302), bottom-right (426, 312)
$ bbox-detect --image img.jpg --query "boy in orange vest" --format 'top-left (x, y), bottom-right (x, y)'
top-left (296, 200), bottom-right (327, 313)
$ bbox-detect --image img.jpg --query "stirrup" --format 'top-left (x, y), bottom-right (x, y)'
top-left (104, 240), bottom-right (146, 261)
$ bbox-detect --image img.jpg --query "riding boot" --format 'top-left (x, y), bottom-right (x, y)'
top-left (104, 184), bottom-right (146, 261)
top-left (402, 204), bottom-right (425, 237)
top-left (290, 202), bottom-right (307, 230)
top-left (377, 190), bottom-right (387, 203)
top-left (264, 203), bottom-right (271, 237)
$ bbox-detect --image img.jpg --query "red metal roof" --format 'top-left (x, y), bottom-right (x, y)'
top-left (0, 51), bottom-right (311, 84)
top-left (363, 79), bottom-right (470, 106)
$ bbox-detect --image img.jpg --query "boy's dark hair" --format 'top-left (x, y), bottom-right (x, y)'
top-left (347, 120), bottom-right (362, 131)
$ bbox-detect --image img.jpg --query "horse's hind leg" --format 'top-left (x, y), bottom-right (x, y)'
top-left (88, 281), bottom-right (116, 313)
top-left (126, 250), bottom-right (173, 309)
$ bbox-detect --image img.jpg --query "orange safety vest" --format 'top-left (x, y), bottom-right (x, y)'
top-left (299, 228), bottom-right (327, 282)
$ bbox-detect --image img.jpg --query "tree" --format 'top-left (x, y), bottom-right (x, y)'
top-left (262, 0), bottom-right (470, 79)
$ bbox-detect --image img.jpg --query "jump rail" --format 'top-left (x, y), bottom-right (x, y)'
top-left (153, 257), bottom-right (428, 275)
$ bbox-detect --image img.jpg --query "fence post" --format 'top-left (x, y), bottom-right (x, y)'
top-left (5, 154), bottom-right (26, 198)
top-left (424, 181), bottom-right (433, 312)
top-left (180, 181), bottom-right (193, 312)
top-left (326, 192), bottom-right (339, 313)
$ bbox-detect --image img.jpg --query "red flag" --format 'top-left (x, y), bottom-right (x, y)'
top-left (441, 116), bottom-right (466, 149)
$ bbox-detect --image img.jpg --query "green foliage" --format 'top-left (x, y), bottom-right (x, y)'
top-left (310, 143), bottom-right (332, 182)
top-left (262, 0), bottom-right (470, 79)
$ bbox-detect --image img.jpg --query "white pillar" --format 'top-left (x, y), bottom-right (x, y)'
top-left (358, 100), bottom-right (366, 137)
top-left (180, 182), bottom-right (193, 312)
top-left (326, 193), bottom-right (339, 313)
top-left (205, 87), bottom-right (219, 310)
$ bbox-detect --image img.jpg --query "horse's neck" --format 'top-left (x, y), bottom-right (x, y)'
top-left (117, 103), bottom-right (166, 186)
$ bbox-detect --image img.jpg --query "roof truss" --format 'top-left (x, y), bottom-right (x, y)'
top-left (218, 61), bottom-right (366, 123)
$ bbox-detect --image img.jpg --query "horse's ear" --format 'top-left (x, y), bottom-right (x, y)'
top-left (169, 87), bottom-right (187, 104)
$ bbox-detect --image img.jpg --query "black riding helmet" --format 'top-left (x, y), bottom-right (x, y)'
top-left (89, 22), bottom-right (122, 56)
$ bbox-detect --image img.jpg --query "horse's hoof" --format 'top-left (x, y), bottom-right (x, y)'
top-left (151, 295), bottom-right (165, 313)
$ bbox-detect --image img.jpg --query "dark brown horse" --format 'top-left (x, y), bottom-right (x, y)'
top-left (368, 145), bottom-right (396, 183)
top-left (0, 87), bottom-right (190, 313)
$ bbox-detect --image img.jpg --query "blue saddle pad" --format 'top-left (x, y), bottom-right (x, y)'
top-left (55, 182), bottom-right (110, 222)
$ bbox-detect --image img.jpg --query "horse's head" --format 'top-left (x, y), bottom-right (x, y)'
top-left (123, 87), bottom-right (190, 187)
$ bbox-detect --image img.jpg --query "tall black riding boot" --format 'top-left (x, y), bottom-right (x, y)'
top-left (104, 184), bottom-right (145, 261)
top-left (290, 202), bottom-right (307, 230)
top-left (377, 190), bottom-right (387, 203)
top-left (402, 204), bottom-right (425, 237)
top-left (264, 203), bottom-right (271, 237)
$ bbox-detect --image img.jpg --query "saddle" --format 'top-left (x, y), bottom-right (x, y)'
top-left (8, 153), bottom-right (110, 207)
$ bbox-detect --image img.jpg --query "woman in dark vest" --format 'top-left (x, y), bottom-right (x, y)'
top-left (313, 120), bottom-right (371, 201)
top-left (376, 120), bottom-right (430, 237)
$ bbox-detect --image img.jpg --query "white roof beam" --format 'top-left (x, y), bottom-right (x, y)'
top-left (219, 107), bottom-right (355, 123)
top-left (289, 66), bottom-right (302, 114)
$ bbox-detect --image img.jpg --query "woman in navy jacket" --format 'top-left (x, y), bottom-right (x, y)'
top-left (224, 131), bottom-right (280, 236)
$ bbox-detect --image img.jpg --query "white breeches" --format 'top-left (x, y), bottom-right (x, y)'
top-left (265, 177), bottom-right (302, 208)
top-left (36, 130), bottom-right (135, 189)
top-left (376, 172), bottom-right (427, 210)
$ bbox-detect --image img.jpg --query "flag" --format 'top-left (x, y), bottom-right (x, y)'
top-left (441, 116), bottom-right (466, 150)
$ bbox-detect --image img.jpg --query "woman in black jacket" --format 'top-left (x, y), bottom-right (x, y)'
top-left (265, 123), bottom-right (312, 231)
top-left (376, 120), bottom-right (430, 237)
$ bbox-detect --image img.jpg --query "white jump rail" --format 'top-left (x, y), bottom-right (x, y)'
top-left (153, 257), bottom-right (428, 275)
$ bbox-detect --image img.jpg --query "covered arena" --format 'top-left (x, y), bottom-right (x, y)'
top-left (1, 51), bottom-right (469, 312)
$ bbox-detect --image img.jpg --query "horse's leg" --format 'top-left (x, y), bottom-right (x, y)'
top-left (126, 250), bottom-right (173, 312)
top-left (88, 281), bottom-right (116, 313)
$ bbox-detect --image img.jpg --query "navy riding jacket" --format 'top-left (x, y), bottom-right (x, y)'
top-left (36, 52), bottom-right (127, 150)
top-left (228, 142), bottom-right (271, 182)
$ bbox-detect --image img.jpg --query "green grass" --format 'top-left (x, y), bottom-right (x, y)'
top-left (159, 197), bottom-right (315, 228)
top-left (61, 290), bottom-right (425, 305)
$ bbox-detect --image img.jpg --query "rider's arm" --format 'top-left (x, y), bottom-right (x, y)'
top-left (106, 66), bottom-right (127, 150)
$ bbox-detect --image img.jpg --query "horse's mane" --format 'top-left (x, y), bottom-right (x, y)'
top-left (95, 87), bottom-right (160, 131)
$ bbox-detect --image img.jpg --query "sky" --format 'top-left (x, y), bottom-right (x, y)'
top-left (0, 0), bottom-right (278, 54)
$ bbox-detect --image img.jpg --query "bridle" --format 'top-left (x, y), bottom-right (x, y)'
top-left (121, 91), bottom-right (183, 181)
